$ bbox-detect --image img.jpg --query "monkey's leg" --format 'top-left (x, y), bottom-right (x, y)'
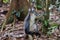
top-left (33, 35), bottom-right (39, 40)
top-left (36, 36), bottom-right (39, 40)
top-left (28, 35), bottom-right (33, 40)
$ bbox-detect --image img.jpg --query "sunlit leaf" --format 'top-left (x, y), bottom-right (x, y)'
top-left (3, 0), bottom-right (9, 3)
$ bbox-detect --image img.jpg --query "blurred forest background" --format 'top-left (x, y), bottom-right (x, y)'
top-left (0, 0), bottom-right (60, 40)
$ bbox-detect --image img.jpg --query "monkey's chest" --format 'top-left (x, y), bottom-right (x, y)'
top-left (30, 14), bottom-right (36, 22)
top-left (29, 14), bottom-right (37, 32)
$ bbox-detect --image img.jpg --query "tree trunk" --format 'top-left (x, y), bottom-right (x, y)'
top-left (1, 0), bottom-right (30, 32)
top-left (6, 0), bottom-right (30, 20)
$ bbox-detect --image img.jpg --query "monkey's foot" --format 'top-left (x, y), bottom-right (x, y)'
top-left (28, 35), bottom-right (33, 40)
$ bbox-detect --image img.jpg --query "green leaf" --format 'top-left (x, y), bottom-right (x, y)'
top-left (7, 15), bottom-right (14, 24)
top-left (3, 0), bottom-right (9, 3)
top-left (36, 5), bottom-right (42, 10)
top-left (43, 20), bottom-right (48, 27)
top-left (52, 23), bottom-right (58, 26)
